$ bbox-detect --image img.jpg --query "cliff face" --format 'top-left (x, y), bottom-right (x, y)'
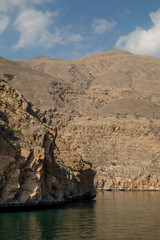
top-left (60, 116), bottom-right (160, 191)
top-left (0, 79), bottom-right (96, 205)
top-left (1, 50), bottom-right (160, 191)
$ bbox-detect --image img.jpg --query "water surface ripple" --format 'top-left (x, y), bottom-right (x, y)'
top-left (0, 191), bottom-right (160, 240)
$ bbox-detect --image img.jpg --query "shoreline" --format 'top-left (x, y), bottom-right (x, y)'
top-left (1, 189), bottom-right (160, 212)
top-left (98, 188), bottom-right (160, 192)
top-left (0, 197), bottom-right (96, 213)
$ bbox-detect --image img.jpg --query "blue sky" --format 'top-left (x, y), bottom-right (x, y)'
top-left (0, 0), bottom-right (160, 60)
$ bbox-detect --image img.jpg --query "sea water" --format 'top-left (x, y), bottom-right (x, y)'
top-left (0, 191), bottom-right (160, 240)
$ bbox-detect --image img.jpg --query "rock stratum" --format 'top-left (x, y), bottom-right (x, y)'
top-left (0, 79), bottom-right (96, 206)
top-left (1, 49), bottom-right (160, 191)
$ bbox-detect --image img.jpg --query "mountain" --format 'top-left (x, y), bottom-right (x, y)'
top-left (1, 49), bottom-right (160, 191)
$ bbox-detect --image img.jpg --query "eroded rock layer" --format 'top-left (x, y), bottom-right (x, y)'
top-left (0, 79), bottom-right (96, 205)
top-left (1, 50), bottom-right (160, 191)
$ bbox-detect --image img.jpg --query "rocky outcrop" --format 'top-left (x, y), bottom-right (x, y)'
top-left (0, 79), bottom-right (96, 206)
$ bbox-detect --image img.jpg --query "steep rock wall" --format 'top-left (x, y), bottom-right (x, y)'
top-left (0, 79), bottom-right (96, 206)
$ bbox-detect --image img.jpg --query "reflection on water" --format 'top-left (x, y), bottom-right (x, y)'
top-left (0, 191), bottom-right (160, 240)
top-left (94, 191), bottom-right (160, 240)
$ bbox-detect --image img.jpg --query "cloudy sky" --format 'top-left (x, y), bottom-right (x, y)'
top-left (0, 0), bottom-right (160, 60)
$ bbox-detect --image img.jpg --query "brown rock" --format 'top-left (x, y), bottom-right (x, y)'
top-left (0, 80), bottom-right (96, 206)
top-left (1, 50), bottom-right (160, 191)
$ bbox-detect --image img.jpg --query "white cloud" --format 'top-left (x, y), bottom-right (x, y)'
top-left (0, 0), bottom-right (21, 13)
top-left (30, 0), bottom-right (49, 4)
top-left (66, 33), bottom-right (84, 43)
top-left (92, 18), bottom-right (116, 34)
top-left (0, 14), bottom-right (10, 34)
top-left (119, 8), bottom-right (131, 19)
top-left (13, 9), bottom-right (55, 49)
top-left (38, 30), bottom-right (63, 48)
top-left (0, 0), bottom-right (84, 50)
top-left (115, 9), bottom-right (160, 57)
top-left (12, 7), bottom-right (84, 49)
top-left (38, 30), bottom-right (84, 49)
top-left (0, 0), bottom-right (52, 13)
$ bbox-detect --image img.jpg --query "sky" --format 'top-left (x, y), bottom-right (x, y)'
top-left (1, 0), bottom-right (160, 60)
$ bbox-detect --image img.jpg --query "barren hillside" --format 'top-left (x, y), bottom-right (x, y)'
top-left (1, 49), bottom-right (160, 190)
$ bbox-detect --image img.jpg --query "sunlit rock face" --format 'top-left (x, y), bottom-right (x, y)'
top-left (0, 80), bottom-right (96, 205)
top-left (1, 50), bottom-right (160, 191)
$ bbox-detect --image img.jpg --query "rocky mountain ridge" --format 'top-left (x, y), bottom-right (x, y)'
top-left (1, 49), bottom-right (160, 190)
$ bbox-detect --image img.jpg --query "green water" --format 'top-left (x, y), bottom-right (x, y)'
top-left (0, 191), bottom-right (160, 240)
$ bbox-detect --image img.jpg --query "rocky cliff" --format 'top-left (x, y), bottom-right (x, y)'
top-left (0, 79), bottom-right (96, 206)
top-left (60, 116), bottom-right (160, 191)
top-left (1, 50), bottom-right (160, 191)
